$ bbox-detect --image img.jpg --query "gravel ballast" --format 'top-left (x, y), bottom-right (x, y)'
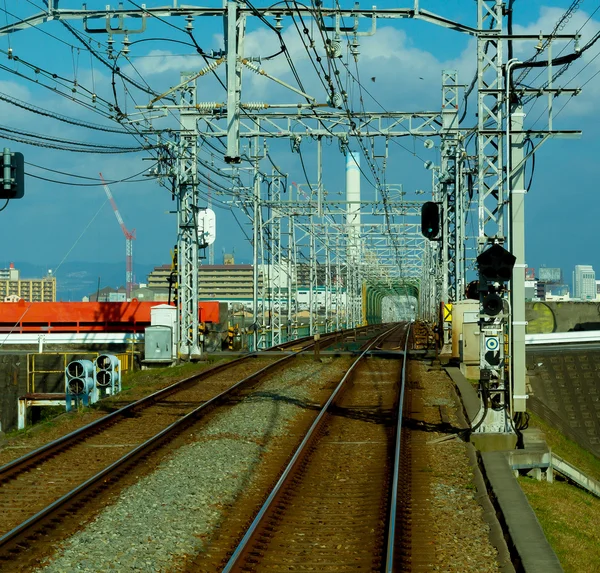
top-left (410, 361), bottom-right (501, 572)
top-left (37, 357), bottom-right (350, 573)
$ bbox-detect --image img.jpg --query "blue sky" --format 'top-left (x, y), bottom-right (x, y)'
top-left (0, 1), bottom-right (598, 289)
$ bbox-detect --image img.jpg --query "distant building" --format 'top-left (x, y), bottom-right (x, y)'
top-left (535, 267), bottom-right (570, 300)
top-left (538, 267), bottom-right (562, 284)
top-left (0, 263), bottom-right (19, 281)
top-left (295, 262), bottom-right (339, 288)
top-left (536, 281), bottom-right (546, 300)
top-left (525, 267), bottom-right (536, 281)
top-left (147, 264), bottom-right (262, 302)
top-left (0, 264), bottom-right (56, 302)
top-left (524, 280), bottom-right (537, 301)
top-left (573, 265), bottom-right (596, 300)
top-left (86, 286), bottom-right (127, 302)
top-left (546, 283), bottom-right (569, 297)
top-left (546, 292), bottom-right (571, 302)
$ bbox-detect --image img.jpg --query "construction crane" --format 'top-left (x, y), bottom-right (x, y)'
top-left (99, 172), bottom-right (136, 300)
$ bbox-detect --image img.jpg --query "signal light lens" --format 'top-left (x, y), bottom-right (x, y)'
top-left (421, 202), bottom-right (440, 240)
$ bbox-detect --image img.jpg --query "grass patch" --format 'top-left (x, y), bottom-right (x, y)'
top-left (517, 412), bottom-right (600, 572)
top-left (519, 478), bottom-right (600, 573)
top-left (528, 411), bottom-right (600, 482)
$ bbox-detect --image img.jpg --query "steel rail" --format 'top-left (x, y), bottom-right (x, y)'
top-left (221, 322), bottom-right (404, 572)
top-left (0, 353), bottom-right (254, 480)
top-left (0, 351), bottom-right (298, 551)
top-left (270, 324), bottom-right (376, 351)
top-left (385, 321), bottom-right (413, 572)
top-left (0, 325), bottom-right (383, 553)
top-left (0, 326), bottom-right (364, 480)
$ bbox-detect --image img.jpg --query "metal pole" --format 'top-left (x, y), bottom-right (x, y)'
top-left (225, 0), bottom-right (242, 163)
top-left (509, 89), bottom-right (527, 414)
top-left (252, 137), bottom-right (260, 351)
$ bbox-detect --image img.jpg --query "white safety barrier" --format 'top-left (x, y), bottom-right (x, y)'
top-left (525, 331), bottom-right (600, 345)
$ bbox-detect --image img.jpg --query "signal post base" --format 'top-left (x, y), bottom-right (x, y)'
top-left (470, 432), bottom-right (518, 453)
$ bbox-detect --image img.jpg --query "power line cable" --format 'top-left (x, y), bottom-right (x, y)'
top-left (0, 91), bottom-right (136, 134)
top-left (25, 162), bottom-right (157, 186)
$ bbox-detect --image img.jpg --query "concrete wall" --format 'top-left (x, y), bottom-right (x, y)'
top-left (0, 354), bottom-right (27, 433)
top-left (526, 301), bottom-right (600, 334)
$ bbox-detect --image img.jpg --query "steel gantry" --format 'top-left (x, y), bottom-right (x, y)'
top-left (1, 2), bottom-right (584, 443)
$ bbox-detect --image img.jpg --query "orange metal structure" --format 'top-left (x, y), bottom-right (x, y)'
top-left (0, 300), bottom-right (221, 333)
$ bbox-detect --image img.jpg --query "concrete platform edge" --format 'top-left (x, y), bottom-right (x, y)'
top-left (480, 451), bottom-right (564, 573)
top-left (446, 365), bottom-right (563, 573)
top-left (445, 366), bottom-right (480, 424)
top-left (466, 444), bottom-right (515, 573)
top-left (447, 369), bottom-right (514, 572)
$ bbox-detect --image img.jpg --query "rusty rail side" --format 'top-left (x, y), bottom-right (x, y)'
top-left (0, 352), bottom-right (297, 554)
top-left (222, 323), bottom-right (405, 572)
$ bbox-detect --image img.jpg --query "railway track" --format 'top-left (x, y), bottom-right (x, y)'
top-left (0, 324), bottom-right (382, 561)
top-left (212, 322), bottom-right (412, 572)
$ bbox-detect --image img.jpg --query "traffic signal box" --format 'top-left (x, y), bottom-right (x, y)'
top-left (1, 149), bottom-right (24, 199)
top-left (420, 201), bottom-right (440, 240)
top-left (476, 244), bottom-right (516, 394)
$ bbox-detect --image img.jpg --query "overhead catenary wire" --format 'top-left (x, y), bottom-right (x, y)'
top-left (7, 1), bottom-right (434, 282)
top-left (24, 162), bottom-right (158, 186)
top-left (0, 92), bottom-right (138, 135)
top-left (0, 125), bottom-right (152, 153)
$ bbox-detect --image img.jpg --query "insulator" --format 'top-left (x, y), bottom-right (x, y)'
top-left (243, 60), bottom-right (262, 75)
top-left (328, 92), bottom-right (343, 108)
top-left (326, 39), bottom-right (343, 59)
top-left (198, 58), bottom-right (225, 77)
top-left (241, 102), bottom-right (269, 110)
top-left (194, 102), bottom-right (222, 110)
top-left (123, 34), bottom-right (130, 55)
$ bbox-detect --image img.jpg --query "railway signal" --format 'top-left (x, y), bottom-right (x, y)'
top-left (1, 148), bottom-right (24, 199)
top-left (420, 202), bottom-right (440, 240)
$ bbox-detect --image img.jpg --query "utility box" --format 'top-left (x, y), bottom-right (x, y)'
top-left (451, 300), bottom-right (480, 359)
top-left (150, 304), bottom-right (177, 358)
top-left (461, 311), bottom-right (480, 362)
top-left (151, 304), bottom-right (176, 329)
top-left (144, 326), bottom-right (173, 363)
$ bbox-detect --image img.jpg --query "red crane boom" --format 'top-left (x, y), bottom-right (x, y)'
top-left (99, 172), bottom-right (136, 299)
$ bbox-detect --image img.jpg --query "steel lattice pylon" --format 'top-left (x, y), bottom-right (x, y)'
top-left (177, 73), bottom-right (201, 358)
